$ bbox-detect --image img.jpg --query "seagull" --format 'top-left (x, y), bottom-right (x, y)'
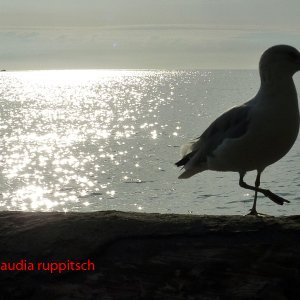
top-left (175, 45), bottom-right (300, 216)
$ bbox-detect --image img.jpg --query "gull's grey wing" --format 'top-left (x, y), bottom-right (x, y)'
top-left (176, 104), bottom-right (251, 168)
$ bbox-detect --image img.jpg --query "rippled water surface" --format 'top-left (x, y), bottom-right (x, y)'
top-left (0, 70), bottom-right (299, 215)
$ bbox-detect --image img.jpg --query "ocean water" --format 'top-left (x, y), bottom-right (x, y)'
top-left (0, 69), bottom-right (299, 216)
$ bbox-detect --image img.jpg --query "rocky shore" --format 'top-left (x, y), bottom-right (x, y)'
top-left (0, 211), bottom-right (300, 299)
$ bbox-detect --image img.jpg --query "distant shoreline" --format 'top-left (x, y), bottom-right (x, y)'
top-left (0, 68), bottom-right (257, 72)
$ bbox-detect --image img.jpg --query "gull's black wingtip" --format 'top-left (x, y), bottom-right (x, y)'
top-left (175, 156), bottom-right (190, 167)
top-left (175, 160), bottom-right (181, 167)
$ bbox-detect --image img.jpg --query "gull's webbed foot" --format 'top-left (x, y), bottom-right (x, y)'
top-left (246, 209), bottom-right (269, 217)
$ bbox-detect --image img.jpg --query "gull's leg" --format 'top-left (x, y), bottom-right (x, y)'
top-left (239, 172), bottom-right (289, 213)
top-left (248, 172), bottom-right (261, 215)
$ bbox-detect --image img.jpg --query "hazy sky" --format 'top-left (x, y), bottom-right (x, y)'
top-left (1, 0), bottom-right (300, 70)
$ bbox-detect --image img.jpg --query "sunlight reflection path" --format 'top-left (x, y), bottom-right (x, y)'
top-left (0, 70), bottom-right (177, 212)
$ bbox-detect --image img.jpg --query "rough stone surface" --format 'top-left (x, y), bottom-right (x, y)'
top-left (0, 211), bottom-right (300, 299)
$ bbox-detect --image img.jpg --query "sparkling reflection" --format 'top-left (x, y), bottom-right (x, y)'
top-left (0, 70), bottom-right (182, 212)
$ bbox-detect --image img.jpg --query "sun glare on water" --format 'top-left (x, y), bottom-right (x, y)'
top-left (0, 69), bottom-right (172, 212)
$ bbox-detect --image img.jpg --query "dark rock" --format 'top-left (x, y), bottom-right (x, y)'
top-left (0, 211), bottom-right (300, 299)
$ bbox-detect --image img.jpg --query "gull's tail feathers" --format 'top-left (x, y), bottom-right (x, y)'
top-left (178, 167), bottom-right (204, 179)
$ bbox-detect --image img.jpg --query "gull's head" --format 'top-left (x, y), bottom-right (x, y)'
top-left (259, 45), bottom-right (300, 81)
